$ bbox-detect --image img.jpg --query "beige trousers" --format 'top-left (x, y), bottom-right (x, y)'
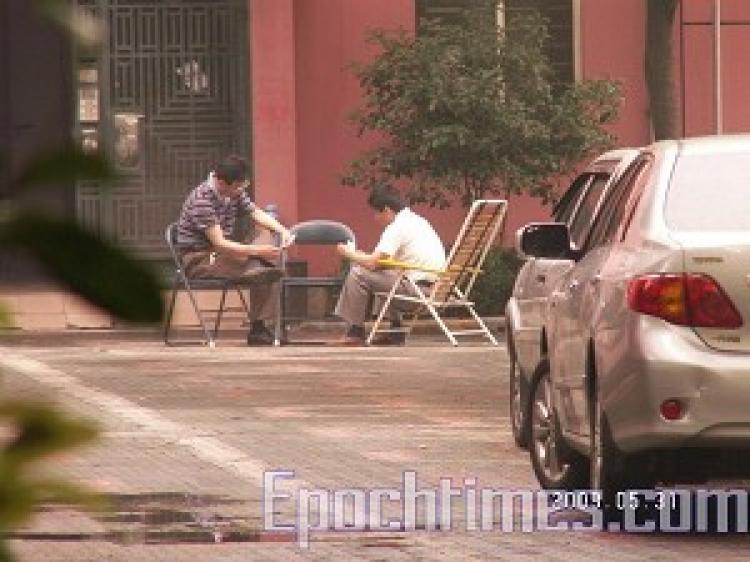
top-left (181, 230), bottom-right (279, 322)
top-left (334, 265), bottom-right (423, 327)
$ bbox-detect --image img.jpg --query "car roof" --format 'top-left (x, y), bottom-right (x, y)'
top-left (592, 147), bottom-right (640, 162)
top-left (588, 147), bottom-right (640, 173)
top-left (651, 134), bottom-right (750, 157)
top-left (551, 147), bottom-right (641, 217)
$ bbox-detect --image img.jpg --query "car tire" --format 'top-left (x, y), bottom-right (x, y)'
top-left (509, 344), bottom-right (530, 449)
top-left (589, 390), bottom-right (630, 518)
top-left (529, 359), bottom-right (588, 490)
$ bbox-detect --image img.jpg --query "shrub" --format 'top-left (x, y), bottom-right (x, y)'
top-left (471, 247), bottom-right (524, 316)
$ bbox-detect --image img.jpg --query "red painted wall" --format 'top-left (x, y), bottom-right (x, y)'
top-left (682, 0), bottom-right (750, 136)
top-left (291, 0), bottom-right (482, 274)
top-left (251, 0), bottom-right (299, 223)
top-left (252, 0), bottom-right (556, 274)
top-left (251, 0), bottom-right (750, 277)
top-left (292, 0), bottom-right (408, 273)
top-left (580, 0), bottom-right (651, 147)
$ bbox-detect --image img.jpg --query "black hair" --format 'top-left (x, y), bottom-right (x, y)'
top-left (367, 184), bottom-right (405, 213)
top-left (214, 155), bottom-right (249, 184)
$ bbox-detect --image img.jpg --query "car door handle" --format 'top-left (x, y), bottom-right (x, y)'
top-left (535, 274), bottom-right (546, 284)
top-left (591, 274), bottom-right (602, 286)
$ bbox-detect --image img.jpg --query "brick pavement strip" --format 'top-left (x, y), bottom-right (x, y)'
top-left (1, 338), bottom-right (749, 561)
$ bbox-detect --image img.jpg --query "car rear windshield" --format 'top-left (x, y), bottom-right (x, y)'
top-left (666, 151), bottom-right (750, 231)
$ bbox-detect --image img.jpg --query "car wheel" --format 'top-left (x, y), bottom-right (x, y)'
top-left (529, 360), bottom-right (588, 489)
top-left (509, 349), bottom-right (530, 449)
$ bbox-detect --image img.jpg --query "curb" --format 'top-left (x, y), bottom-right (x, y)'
top-left (0, 317), bottom-right (506, 343)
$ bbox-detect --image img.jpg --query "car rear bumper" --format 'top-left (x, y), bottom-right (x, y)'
top-left (601, 317), bottom-right (750, 454)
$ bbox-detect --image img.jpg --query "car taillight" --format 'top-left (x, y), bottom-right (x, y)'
top-left (627, 274), bottom-right (743, 328)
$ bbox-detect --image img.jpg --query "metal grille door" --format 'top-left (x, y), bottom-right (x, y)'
top-left (76, 0), bottom-right (249, 257)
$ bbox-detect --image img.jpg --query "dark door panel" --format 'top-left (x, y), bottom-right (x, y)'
top-left (75, 0), bottom-right (249, 258)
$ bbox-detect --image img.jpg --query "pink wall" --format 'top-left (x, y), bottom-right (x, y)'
top-left (291, 0), bottom-right (479, 274)
top-left (681, 0), bottom-right (750, 136)
top-left (292, 0), bottom-right (401, 272)
top-left (251, 0), bottom-right (299, 222)
top-left (251, 0), bottom-right (750, 277)
top-left (683, 0), bottom-right (750, 21)
top-left (720, 26), bottom-right (750, 133)
top-left (580, 0), bottom-right (651, 147)
top-left (273, 0), bottom-right (553, 273)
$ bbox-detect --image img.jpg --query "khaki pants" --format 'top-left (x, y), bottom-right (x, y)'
top-left (334, 265), bottom-right (424, 327)
top-left (180, 230), bottom-right (279, 322)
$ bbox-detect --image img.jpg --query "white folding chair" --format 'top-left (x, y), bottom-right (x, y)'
top-left (367, 200), bottom-right (507, 346)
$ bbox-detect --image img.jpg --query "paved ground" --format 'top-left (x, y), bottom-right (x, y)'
top-left (1, 332), bottom-right (749, 561)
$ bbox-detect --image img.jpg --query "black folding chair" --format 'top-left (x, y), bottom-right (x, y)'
top-left (275, 220), bottom-right (355, 345)
top-left (163, 222), bottom-right (252, 347)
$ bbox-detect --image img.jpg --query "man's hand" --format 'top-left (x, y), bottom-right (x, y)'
top-left (280, 229), bottom-right (295, 249)
top-left (248, 244), bottom-right (281, 261)
top-left (336, 241), bottom-right (355, 259)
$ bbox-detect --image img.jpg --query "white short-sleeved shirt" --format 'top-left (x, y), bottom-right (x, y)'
top-left (374, 208), bottom-right (446, 282)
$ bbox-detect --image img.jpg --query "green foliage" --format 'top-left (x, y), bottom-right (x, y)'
top-left (0, 213), bottom-right (163, 323)
top-left (470, 247), bottom-right (523, 316)
top-left (0, 143), bottom-right (161, 556)
top-left (0, 402), bottom-right (100, 561)
top-left (0, 146), bottom-right (164, 324)
top-left (343, 4), bottom-right (621, 209)
top-left (0, 304), bottom-right (10, 329)
top-left (1, 145), bottom-right (162, 322)
top-left (34, 0), bottom-right (105, 48)
top-left (0, 5), bottom-right (160, 557)
top-left (15, 147), bottom-right (117, 189)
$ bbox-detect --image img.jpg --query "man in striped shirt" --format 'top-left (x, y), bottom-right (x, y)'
top-left (177, 155), bottom-right (292, 345)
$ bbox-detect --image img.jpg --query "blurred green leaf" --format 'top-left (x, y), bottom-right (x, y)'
top-left (0, 472), bottom-right (35, 530)
top-left (0, 303), bottom-right (12, 329)
top-left (0, 214), bottom-right (164, 323)
top-left (15, 147), bottom-right (117, 190)
top-left (34, 0), bottom-right (104, 48)
top-left (30, 479), bottom-right (105, 512)
top-left (0, 538), bottom-right (13, 562)
top-left (0, 402), bottom-right (101, 537)
top-left (0, 402), bottom-right (98, 465)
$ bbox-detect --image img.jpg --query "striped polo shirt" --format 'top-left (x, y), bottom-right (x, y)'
top-left (177, 173), bottom-right (256, 251)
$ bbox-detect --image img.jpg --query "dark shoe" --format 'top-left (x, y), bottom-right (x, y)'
top-left (238, 267), bottom-right (282, 285)
top-left (331, 335), bottom-right (366, 346)
top-left (247, 326), bottom-right (275, 346)
top-left (330, 324), bottom-right (365, 346)
top-left (369, 333), bottom-right (407, 346)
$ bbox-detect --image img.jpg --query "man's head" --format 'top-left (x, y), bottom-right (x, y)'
top-left (214, 155), bottom-right (250, 198)
top-left (367, 185), bottom-right (405, 226)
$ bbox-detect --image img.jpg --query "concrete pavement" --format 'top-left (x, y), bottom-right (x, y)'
top-left (1, 333), bottom-right (749, 561)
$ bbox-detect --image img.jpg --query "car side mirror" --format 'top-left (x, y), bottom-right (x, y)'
top-left (516, 222), bottom-right (574, 260)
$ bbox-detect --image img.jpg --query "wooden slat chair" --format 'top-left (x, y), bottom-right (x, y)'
top-left (367, 200), bottom-right (507, 346)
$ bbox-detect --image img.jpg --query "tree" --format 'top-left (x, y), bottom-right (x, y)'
top-left (645, 0), bottom-right (679, 140)
top-left (343, 6), bottom-right (621, 208)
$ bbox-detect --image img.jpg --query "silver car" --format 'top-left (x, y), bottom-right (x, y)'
top-left (506, 148), bottom-right (639, 448)
top-left (518, 135), bottom-right (750, 505)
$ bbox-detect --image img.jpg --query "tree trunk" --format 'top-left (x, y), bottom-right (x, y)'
top-left (645, 0), bottom-right (679, 140)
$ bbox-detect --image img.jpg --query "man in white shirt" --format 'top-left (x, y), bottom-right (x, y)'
top-left (335, 185), bottom-right (446, 345)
